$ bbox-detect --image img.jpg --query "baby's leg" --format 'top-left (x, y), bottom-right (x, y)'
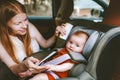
top-left (29, 73), bottom-right (49, 80)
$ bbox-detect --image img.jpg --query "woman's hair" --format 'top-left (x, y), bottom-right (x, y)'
top-left (0, 0), bottom-right (32, 63)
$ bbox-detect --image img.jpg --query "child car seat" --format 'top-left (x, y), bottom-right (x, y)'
top-left (54, 25), bottom-right (104, 80)
top-left (57, 27), bottom-right (120, 80)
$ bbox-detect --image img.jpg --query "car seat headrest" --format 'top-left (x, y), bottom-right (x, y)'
top-left (55, 26), bottom-right (100, 59)
top-left (83, 31), bottom-right (99, 58)
top-left (70, 26), bottom-right (100, 59)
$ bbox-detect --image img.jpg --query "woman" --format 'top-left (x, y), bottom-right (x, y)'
top-left (0, 0), bottom-right (65, 78)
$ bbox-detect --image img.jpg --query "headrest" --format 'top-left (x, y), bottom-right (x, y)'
top-left (83, 31), bottom-right (99, 58)
top-left (69, 26), bottom-right (100, 59)
top-left (55, 26), bottom-right (100, 59)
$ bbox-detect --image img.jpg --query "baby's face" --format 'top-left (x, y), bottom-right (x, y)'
top-left (66, 35), bottom-right (87, 53)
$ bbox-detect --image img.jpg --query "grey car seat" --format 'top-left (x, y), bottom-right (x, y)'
top-left (57, 27), bottom-right (120, 80)
top-left (49, 25), bottom-right (103, 80)
top-left (94, 27), bottom-right (120, 80)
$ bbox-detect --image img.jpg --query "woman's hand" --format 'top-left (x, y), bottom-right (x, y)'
top-left (23, 57), bottom-right (48, 73)
top-left (23, 57), bottom-right (39, 69)
top-left (18, 65), bottom-right (49, 78)
top-left (55, 24), bottom-right (66, 36)
top-left (28, 65), bottom-right (49, 74)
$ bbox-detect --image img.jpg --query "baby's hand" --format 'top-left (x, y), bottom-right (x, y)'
top-left (45, 64), bottom-right (56, 71)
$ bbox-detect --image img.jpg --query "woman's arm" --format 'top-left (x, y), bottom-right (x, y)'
top-left (9, 62), bottom-right (28, 75)
top-left (28, 22), bottom-right (65, 48)
top-left (0, 42), bottom-right (28, 75)
top-left (0, 44), bottom-right (47, 76)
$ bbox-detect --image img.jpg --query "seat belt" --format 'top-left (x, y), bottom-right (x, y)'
top-left (38, 50), bottom-right (57, 66)
top-left (40, 52), bottom-right (86, 79)
top-left (40, 54), bottom-right (70, 79)
top-left (39, 51), bottom-right (86, 66)
top-left (43, 53), bottom-right (71, 65)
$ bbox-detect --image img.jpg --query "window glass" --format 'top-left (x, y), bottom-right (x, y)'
top-left (71, 0), bottom-right (110, 21)
top-left (17, 0), bottom-right (52, 17)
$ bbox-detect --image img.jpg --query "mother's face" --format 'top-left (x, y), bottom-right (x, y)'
top-left (7, 13), bottom-right (29, 35)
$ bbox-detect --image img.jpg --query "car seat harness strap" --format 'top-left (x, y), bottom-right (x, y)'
top-left (40, 51), bottom-right (86, 79)
top-left (43, 53), bottom-right (71, 65)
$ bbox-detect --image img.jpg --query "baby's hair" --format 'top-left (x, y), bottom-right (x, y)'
top-left (72, 30), bottom-right (89, 37)
top-left (67, 30), bottom-right (89, 43)
top-left (71, 30), bottom-right (89, 40)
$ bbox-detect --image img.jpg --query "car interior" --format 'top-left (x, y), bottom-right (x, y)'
top-left (0, 0), bottom-right (120, 80)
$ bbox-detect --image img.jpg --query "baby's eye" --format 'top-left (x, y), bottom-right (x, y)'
top-left (69, 41), bottom-right (73, 44)
top-left (76, 45), bottom-right (80, 47)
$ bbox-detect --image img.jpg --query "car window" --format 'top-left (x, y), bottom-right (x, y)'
top-left (17, 0), bottom-right (110, 21)
top-left (71, 0), bottom-right (110, 22)
top-left (17, 0), bottom-right (52, 18)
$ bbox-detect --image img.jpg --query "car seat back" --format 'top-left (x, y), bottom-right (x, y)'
top-left (56, 26), bottom-right (104, 80)
top-left (85, 27), bottom-right (120, 80)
